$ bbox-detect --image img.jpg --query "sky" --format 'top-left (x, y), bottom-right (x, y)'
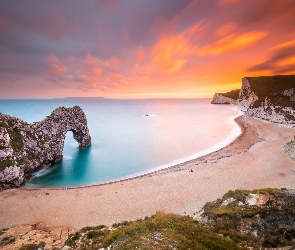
top-left (0, 0), bottom-right (295, 99)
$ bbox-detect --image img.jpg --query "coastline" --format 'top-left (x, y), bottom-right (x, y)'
top-left (0, 115), bottom-right (294, 230)
top-left (24, 107), bottom-right (243, 190)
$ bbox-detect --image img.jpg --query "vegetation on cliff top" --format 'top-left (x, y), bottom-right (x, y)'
top-left (245, 75), bottom-right (295, 108)
top-left (217, 89), bottom-right (240, 100)
top-left (64, 212), bottom-right (244, 250)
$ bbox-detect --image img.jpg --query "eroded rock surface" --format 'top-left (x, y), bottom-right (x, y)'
top-left (196, 188), bottom-right (295, 248)
top-left (211, 89), bottom-right (240, 104)
top-left (0, 106), bottom-right (91, 191)
top-left (211, 93), bottom-right (237, 104)
top-left (283, 136), bottom-right (295, 161)
top-left (238, 75), bottom-right (295, 127)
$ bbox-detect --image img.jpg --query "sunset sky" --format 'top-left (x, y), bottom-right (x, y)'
top-left (0, 0), bottom-right (295, 99)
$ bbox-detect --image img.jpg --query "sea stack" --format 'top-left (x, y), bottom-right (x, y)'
top-left (0, 106), bottom-right (91, 191)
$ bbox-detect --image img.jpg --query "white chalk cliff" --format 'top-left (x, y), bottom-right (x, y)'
top-left (211, 93), bottom-right (237, 104)
top-left (237, 76), bottom-right (295, 128)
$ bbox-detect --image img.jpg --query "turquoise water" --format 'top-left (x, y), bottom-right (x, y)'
top-left (0, 99), bottom-right (241, 188)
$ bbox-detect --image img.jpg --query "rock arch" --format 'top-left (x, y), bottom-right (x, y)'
top-left (0, 106), bottom-right (91, 190)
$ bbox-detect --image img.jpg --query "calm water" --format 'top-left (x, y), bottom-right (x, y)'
top-left (0, 99), bottom-right (241, 188)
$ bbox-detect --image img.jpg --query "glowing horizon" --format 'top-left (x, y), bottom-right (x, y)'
top-left (0, 0), bottom-right (295, 99)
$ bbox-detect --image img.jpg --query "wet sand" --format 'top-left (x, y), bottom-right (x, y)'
top-left (0, 116), bottom-right (294, 230)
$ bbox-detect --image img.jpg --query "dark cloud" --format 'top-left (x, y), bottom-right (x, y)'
top-left (247, 44), bottom-right (295, 74)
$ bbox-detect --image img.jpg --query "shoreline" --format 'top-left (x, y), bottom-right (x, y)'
top-left (24, 108), bottom-right (243, 190)
top-left (0, 116), bottom-right (294, 229)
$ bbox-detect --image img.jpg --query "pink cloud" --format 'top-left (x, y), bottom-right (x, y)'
top-left (45, 53), bottom-right (126, 91)
top-left (219, 0), bottom-right (239, 5)
top-left (45, 54), bottom-right (67, 76)
top-left (214, 23), bottom-right (238, 37)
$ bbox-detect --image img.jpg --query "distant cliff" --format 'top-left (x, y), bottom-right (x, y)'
top-left (238, 75), bottom-right (295, 127)
top-left (211, 89), bottom-right (240, 104)
top-left (0, 106), bottom-right (91, 191)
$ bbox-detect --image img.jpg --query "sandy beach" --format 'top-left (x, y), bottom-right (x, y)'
top-left (0, 116), bottom-right (294, 230)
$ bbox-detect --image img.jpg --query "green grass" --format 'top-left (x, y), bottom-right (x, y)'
top-left (0, 235), bottom-right (15, 246)
top-left (247, 75), bottom-right (295, 97)
top-left (0, 120), bottom-right (24, 152)
top-left (0, 228), bottom-right (9, 236)
top-left (19, 243), bottom-right (39, 250)
top-left (64, 212), bottom-right (246, 250)
top-left (0, 158), bottom-right (14, 172)
top-left (11, 127), bottom-right (24, 151)
top-left (245, 75), bottom-right (295, 108)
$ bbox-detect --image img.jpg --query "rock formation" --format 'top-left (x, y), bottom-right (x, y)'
top-left (211, 89), bottom-right (240, 104)
top-left (238, 75), bottom-right (295, 127)
top-left (283, 135), bottom-right (295, 161)
top-left (0, 106), bottom-right (91, 191)
top-left (197, 188), bottom-right (295, 248)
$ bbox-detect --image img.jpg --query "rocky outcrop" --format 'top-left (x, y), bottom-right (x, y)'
top-left (238, 75), bottom-right (295, 127)
top-left (196, 188), bottom-right (295, 248)
top-left (0, 106), bottom-right (91, 191)
top-left (211, 93), bottom-right (237, 104)
top-left (211, 89), bottom-right (240, 104)
top-left (283, 136), bottom-right (295, 161)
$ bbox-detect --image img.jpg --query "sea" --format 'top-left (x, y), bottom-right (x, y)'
top-left (0, 98), bottom-right (242, 188)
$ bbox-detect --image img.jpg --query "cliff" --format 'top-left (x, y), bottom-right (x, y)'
top-left (0, 106), bottom-right (91, 191)
top-left (3, 188), bottom-right (294, 249)
top-left (238, 75), bottom-right (295, 127)
top-left (211, 89), bottom-right (240, 104)
top-left (197, 188), bottom-right (295, 248)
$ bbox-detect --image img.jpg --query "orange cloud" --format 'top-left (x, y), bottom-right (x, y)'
top-left (270, 39), bottom-right (295, 50)
top-left (276, 56), bottom-right (295, 66)
top-left (199, 31), bottom-right (268, 55)
top-left (151, 34), bottom-right (194, 73)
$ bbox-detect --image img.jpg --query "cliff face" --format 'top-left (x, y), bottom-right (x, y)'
top-left (0, 106), bottom-right (91, 190)
top-left (211, 89), bottom-right (240, 104)
top-left (238, 75), bottom-right (295, 127)
top-left (197, 188), bottom-right (295, 248)
top-left (211, 93), bottom-right (237, 104)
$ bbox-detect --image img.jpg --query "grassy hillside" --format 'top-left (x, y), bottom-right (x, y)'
top-left (4, 188), bottom-right (295, 250)
top-left (63, 212), bottom-right (245, 250)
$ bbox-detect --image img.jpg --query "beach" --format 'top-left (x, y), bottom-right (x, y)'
top-left (0, 115), bottom-right (294, 230)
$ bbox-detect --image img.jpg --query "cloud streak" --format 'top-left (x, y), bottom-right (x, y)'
top-left (199, 31), bottom-right (268, 55)
top-left (44, 53), bottom-right (126, 91)
top-left (0, 0), bottom-right (295, 98)
top-left (247, 40), bottom-right (295, 74)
